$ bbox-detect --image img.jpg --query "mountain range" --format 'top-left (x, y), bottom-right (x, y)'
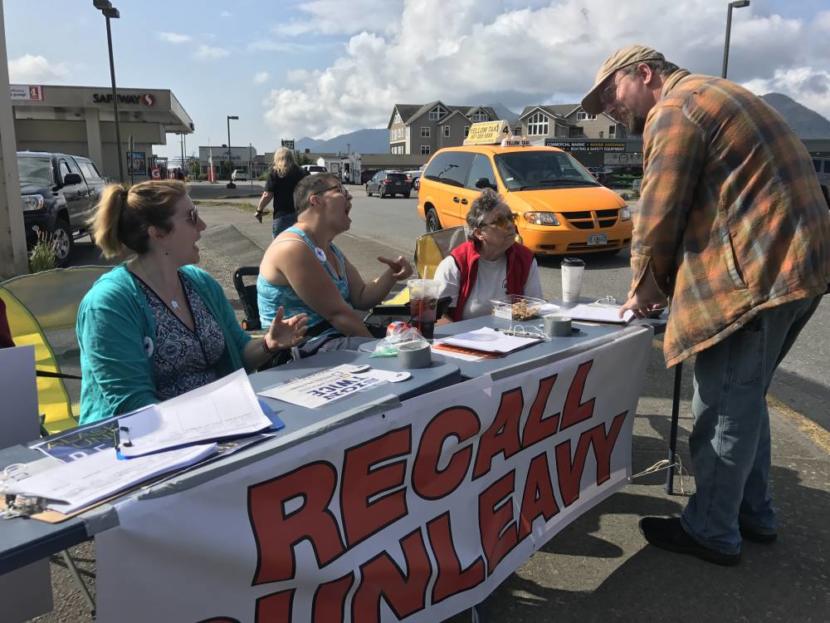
top-left (295, 94), bottom-right (830, 154)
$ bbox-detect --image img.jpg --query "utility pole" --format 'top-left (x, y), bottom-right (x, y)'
top-left (0, 4), bottom-right (28, 276)
top-left (94, 1), bottom-right (125, 182)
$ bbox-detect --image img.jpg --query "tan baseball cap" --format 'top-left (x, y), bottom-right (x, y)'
top-left (581, 44), bottom-right (666, 114)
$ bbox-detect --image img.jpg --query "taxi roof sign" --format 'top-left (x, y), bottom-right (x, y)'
top-left (463, 120), bottom-right (511, 145)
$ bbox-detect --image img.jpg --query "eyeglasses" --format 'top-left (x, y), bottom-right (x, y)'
top-left (186, 207), bottom-right (200, 226)
top-left (314, 184), bottom-right (350, 197)
top-left (599, 73), bottom-right (619, 109)
top-left (481, 212), bottom-right (518, 231)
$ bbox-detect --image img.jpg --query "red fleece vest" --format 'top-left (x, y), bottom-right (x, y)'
top-left (449, 240), bottom-right (534, 321)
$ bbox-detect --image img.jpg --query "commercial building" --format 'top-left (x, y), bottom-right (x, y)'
top-left (10, 83), bottom-right (193, 180)
top-left (197, 145), bottom-right (261, 178)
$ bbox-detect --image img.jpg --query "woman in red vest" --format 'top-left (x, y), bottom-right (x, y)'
top-left (434, 188), bottom-right (543, 321)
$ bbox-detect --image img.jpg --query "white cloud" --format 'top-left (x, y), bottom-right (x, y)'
top-left (273, 0), bottom-right (404, 36)
top-left (193, 45), bottom-right (230, 61)
top-left (158, 31), bottom-right (192, 44)
top-left (253, 71), bottom-right (270, 85)
top-left (261, 0), bottom-right (830, 140)
top-left (220, 10), bottom-right (232, 18)
top-left (743, 67), bottom-right (830, 119)
top-left (8, 54), bottom-right (69, 83)
top-left (247, 40), bottom-right (316, 54)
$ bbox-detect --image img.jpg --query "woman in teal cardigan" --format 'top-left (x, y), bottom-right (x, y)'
top-left (77, 180), bottom-right (307, 424)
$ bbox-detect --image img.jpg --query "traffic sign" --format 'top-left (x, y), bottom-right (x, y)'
top-left (281, 139), bottom-right (295, 150)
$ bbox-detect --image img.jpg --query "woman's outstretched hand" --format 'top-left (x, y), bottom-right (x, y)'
top-left (378, 255), bottom-right (414, 281)
top-left (264, 307), bottom-right (308, 351)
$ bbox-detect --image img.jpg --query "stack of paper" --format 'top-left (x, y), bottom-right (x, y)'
top-left (3, 444), bottom-right (217, 514)
top-left (562, 303), bottom-right (635, 324)
top-left (117, 368), bottom-right (274, 458)
top-left (437, 327), bottom-right (541, 355)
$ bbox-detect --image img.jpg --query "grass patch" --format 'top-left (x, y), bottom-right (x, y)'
top-left (29, 230), bottom-right (58, 272)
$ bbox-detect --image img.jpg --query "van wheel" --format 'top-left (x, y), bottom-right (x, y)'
top-left (50, 219), bottom-right (74, 267)
top-left (425, 208), bottom-right (442, 232)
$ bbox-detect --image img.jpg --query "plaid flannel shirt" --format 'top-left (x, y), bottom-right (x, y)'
top-left (632, 70), bottom-right (830, 367)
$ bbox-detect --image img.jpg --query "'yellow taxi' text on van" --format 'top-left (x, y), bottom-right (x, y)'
top-left (417, 123), bottom-right (633, 255)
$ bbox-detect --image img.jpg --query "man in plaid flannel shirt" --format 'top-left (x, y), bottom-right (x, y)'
top-left (583, 45), bottom-right (830, 566)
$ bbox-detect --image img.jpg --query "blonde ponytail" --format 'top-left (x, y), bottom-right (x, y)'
top-left (91, 184), bottom-right (129, 258)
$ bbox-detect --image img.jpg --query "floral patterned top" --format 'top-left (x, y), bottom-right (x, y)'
top-left (134, 274), bottom-right (226, 401)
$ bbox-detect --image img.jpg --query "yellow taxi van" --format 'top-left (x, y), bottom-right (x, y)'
top-left (417, 123), bottom-right (633, 255)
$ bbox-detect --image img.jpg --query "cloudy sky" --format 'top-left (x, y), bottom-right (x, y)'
top-left (5, 0), bottom-right (830, 159)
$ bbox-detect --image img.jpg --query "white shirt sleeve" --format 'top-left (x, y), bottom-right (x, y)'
top-left (433, 255), bottom-right (461, 307)
top-left (524, 259), bottom-right (543, 299)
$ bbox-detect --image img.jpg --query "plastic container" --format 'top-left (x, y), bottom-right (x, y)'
top-left (490, 295), bottom-right (547, 321)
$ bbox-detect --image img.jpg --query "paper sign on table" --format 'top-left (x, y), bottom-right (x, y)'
top-left (257, 364), bottom-right (399, 408)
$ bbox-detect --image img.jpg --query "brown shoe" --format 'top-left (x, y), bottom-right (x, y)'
top-left (639, 517), bottom-right (741, 566)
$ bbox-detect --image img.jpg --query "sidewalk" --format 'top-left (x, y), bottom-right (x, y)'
top-left (34, 203), bottom-right (830, 622)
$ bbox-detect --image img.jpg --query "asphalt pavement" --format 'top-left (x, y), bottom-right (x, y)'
top-left (32, 194), bottom-right (830, 622)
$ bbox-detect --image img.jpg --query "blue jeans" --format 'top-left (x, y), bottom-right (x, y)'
top-left (272, 212), bottom-right (297, 238)
top-left (681, 296), bottom-right (821, 555)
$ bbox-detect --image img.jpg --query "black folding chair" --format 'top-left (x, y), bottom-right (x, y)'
top-left (233, 267), bottom-right (261, 331)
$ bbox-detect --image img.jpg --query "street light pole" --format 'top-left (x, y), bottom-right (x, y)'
top-left (226, 115), bottom-right (238, 188)
top-left (93, 1), bottom-right (124, 183)
top-left (722, 0), bottom-right (750, 79)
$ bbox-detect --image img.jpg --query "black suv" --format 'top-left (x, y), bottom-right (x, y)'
top-left (18, 151), bottom-right (107, 266)
top-left (365, 170), bottom-right (411, 198)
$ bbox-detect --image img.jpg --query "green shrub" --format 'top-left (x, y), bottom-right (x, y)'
top-left (29, 229), bottom-right (57, 273)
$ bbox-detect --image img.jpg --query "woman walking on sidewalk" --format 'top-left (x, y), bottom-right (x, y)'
top-left (255, 147), bottom-right (307, 238)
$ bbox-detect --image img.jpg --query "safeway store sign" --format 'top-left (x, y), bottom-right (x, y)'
top-left (91, 92), bottom-right (156, 106)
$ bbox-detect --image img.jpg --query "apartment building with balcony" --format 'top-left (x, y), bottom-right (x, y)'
top-left (519, 104), bottom-right (626, 142)
top-left (388, 102), bottom-right (498, 155)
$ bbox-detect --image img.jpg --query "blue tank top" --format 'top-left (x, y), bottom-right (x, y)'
top-left (257, 226), bottom-right (352, 333)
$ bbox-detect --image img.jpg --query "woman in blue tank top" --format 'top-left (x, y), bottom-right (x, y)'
top-left (257, 174), bottom-right (413, 349)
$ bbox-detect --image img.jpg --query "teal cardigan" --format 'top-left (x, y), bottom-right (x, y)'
top-left (76, 264), bottom-right (251, 424)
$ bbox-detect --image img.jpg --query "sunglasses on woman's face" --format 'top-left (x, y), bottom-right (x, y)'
top-left (481, 212), bottom-right (518, 231)
top-left (185, 207), bottom-right (200, 225)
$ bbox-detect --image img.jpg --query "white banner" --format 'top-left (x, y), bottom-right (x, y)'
top-left (97, 329), bottom-right (650, 622)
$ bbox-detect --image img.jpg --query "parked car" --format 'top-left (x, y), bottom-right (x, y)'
top-left (360, 168), bottom-right (380, 184)
top-left (404, 169), bottom-right (423, 191)
top-left (417, 144), bottom-right (632, 255)
top-left (365, 170), bottom-right (411, 198)
top-left (231, 169), bottom-right (247, 182)
top-left (301, 164), bottom-right (327, 175)
top-left (18, 151), bottom-right (107, 266)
